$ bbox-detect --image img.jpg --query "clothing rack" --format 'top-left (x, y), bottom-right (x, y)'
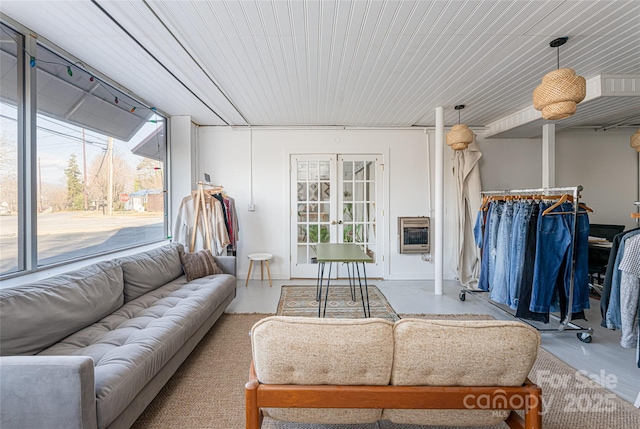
top-left (460, 185), bottom-right (594, 343)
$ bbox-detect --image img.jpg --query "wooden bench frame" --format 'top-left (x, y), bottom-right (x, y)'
top-left (246, 362), bottom-right (542, 429)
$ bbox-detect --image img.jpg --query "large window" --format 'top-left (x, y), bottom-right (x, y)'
top-left (0, 24), bottom-right (20, 275)
top-left (0, 23), bottom-right (168, 276)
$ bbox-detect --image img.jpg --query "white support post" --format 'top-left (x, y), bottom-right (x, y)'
top-left (434, 107), bottom-right (444, 295)
top-left (170, 116), bottom-right (195, 229)
top-left (542, 123), bottom-right (556, 188)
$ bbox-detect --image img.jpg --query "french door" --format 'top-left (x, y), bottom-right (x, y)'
top-left (290, 154), bottom-right (383, 278)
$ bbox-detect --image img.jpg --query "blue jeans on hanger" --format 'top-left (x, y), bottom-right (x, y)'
top-left (474, 210), bottom-right (484, 248)
top-left (490, 201), bottom-right (514, 305)
top-left (509, 201), bottom-right (533, 309)
top-left (478, 203), bottom-right (494, 292)
top-left (530, 201), bottom-right (590, 314)
top-left (485, 201), bottom-right (505, 292)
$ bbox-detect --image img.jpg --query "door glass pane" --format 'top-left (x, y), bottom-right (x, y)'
top-left (309, 182), bottom-right (318, 201)
top-left (354, 161), bottom-right (364, 180)
top-left (355, 203), bottom-right (364, 222)
top-left (344, 203), bottom-right (353, 221)
top-left (297, 203), bottom-right (307, 223)
top-left (309, 203), bottom-right (318, 222)
top-left (309, 161), bottom-right (319, 180)
top-left (297, 183), bottom-right (307, 201)
top-left (368, 202), bottom-right (376, 222)
top-left (354, 182), bottom-right (364, 200)
top-left (320, 182), bottom-right (330, 201)
top-left (343, 183), bottom-right (353, 201)
top-left (309, 224), bottom-right (318, 243)
top-left (297, 161), bottom-right (307, 180)
top-left (319, 161), bottom-right (330, 180)
top-left (366, 161), bottom-right (375, 180)
top-left (297, 245), bottom-right (308, 264)
top-left (320, 225), bottom-right (330, 243)
top-left (343, 161), bottom-right (353, 180)
top-left (0, 24), bottom-right (19, 275)
top-left (297, 225), bottom-right (307, 243)
top-left (319, 203), bottom-right (329, 221)
top-left (344, 224), bottom-right (353, 242)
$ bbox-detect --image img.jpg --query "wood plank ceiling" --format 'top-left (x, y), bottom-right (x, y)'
top-left (1, 0), bottom-right (639, 136)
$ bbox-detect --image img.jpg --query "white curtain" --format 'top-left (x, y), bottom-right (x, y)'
top-left (451, 138), bottom-right (483, 289)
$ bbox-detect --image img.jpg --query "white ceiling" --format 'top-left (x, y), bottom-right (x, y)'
top-left (1, 0), bottom-right (639, 136)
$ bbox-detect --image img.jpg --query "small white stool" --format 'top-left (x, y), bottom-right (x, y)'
top-left (246, 253), bottom-right (273, 287)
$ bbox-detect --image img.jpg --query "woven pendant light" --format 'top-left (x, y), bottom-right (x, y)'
top-left (532, 37), bottom-right (586, 120)
top-left (446, 105), bottom-right (473, 151)
top-left (631, 129), bottom-right (640, 153)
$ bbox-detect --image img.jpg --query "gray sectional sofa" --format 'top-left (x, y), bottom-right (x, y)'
top-left (0, 243), bottom-right (236, 429)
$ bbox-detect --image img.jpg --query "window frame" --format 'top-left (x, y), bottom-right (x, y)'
top-left (1, 17), bottom-right (170, 280)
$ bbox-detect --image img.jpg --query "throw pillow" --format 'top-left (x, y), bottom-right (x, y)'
top-left (179, 249), bottom-right (224, 282)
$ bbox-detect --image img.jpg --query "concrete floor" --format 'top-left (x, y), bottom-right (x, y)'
top-left (228, 278), bottom-right (640, 406)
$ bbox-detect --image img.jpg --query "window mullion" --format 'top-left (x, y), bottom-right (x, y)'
top-left (19, 34), bottom-right (38, 271)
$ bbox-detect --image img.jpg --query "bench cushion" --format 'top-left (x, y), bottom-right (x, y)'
top-left (383, 318), bottom-right (540, 426)
top-left (251, 316), bottom-right (394, 424)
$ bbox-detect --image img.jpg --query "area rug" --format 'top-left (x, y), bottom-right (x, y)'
top-left (277, 285), bottom-right (399, 321)
top-left (132, 313), bottom-right (640, 429)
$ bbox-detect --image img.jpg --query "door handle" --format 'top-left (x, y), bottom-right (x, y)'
top-left (331, 220), bottom-right (343, 225)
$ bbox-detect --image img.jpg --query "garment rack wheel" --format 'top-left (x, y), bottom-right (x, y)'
top-left (577, 332), bottom-right (593, 343)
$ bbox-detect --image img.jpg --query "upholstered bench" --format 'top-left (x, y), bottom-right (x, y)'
top-left (246, 316), bottom-right (542, 429)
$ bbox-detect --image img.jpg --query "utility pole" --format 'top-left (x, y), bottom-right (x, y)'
top-left (82, 128), bottom-right (88, 210)
top-left (107, 137), bottom-right (113, 216)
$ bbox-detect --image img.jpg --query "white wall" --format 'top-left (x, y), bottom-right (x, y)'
top-left (556, 129), bottom-right (638, 230)
top-left (187, 125), bottom-right (639, 282)
top-left (476, 136), bottom-right (542, 190)
top-left (475, 128), bottom-right (638, 230)
top-left (197, 127), bottom-right (454, 281)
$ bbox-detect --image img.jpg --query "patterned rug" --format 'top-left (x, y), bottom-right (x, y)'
top-left (277, 285), bottom-right (399, 321)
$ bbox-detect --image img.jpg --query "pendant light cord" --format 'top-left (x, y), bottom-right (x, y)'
top-left (557, 46), bottom-right (560, 69)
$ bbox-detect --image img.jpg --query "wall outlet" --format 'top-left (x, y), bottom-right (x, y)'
top-left (248, 203), bottom-right (255, 212)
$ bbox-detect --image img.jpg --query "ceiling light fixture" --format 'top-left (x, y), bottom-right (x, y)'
top-left (631, 129), bottom-right (640, 153)
top-left (446, 105), bottom-right (473, 151)
top-left (532, 37), bottom-right (586, 120)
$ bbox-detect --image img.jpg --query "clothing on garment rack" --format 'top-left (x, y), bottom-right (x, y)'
top-left (223, 196), bottom-right (239, 253)
top-left (476, 196), bottom-right (590, 322)
top-left (515, 202), bottom-right (549, 323)
top-left (601, 228), bottom-right (640, 330)
top-left (616, 234), bottom-right (640, 367)
top-left (173, 191), bottom-right (234, 256)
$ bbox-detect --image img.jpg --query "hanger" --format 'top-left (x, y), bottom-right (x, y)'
top-left (579, 203), bottom-right (593, 213)
top-left (479, 196), bottom-right (491, 211)
top-left (542, 194), bottom-right (571, 216)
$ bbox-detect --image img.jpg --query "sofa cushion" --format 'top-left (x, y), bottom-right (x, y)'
top-left (383, 318), bottom-right (540, 426)
top-left (116, 243), bottom-right (184, 303)
top-left (0, 261), bottom-right (124, 356)
top-left (179, 248), bottom-right (223, 281)
top-left (39, 272), bottom-right (236, 429)
top-left (251, 316), bottom-right (394, 424)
